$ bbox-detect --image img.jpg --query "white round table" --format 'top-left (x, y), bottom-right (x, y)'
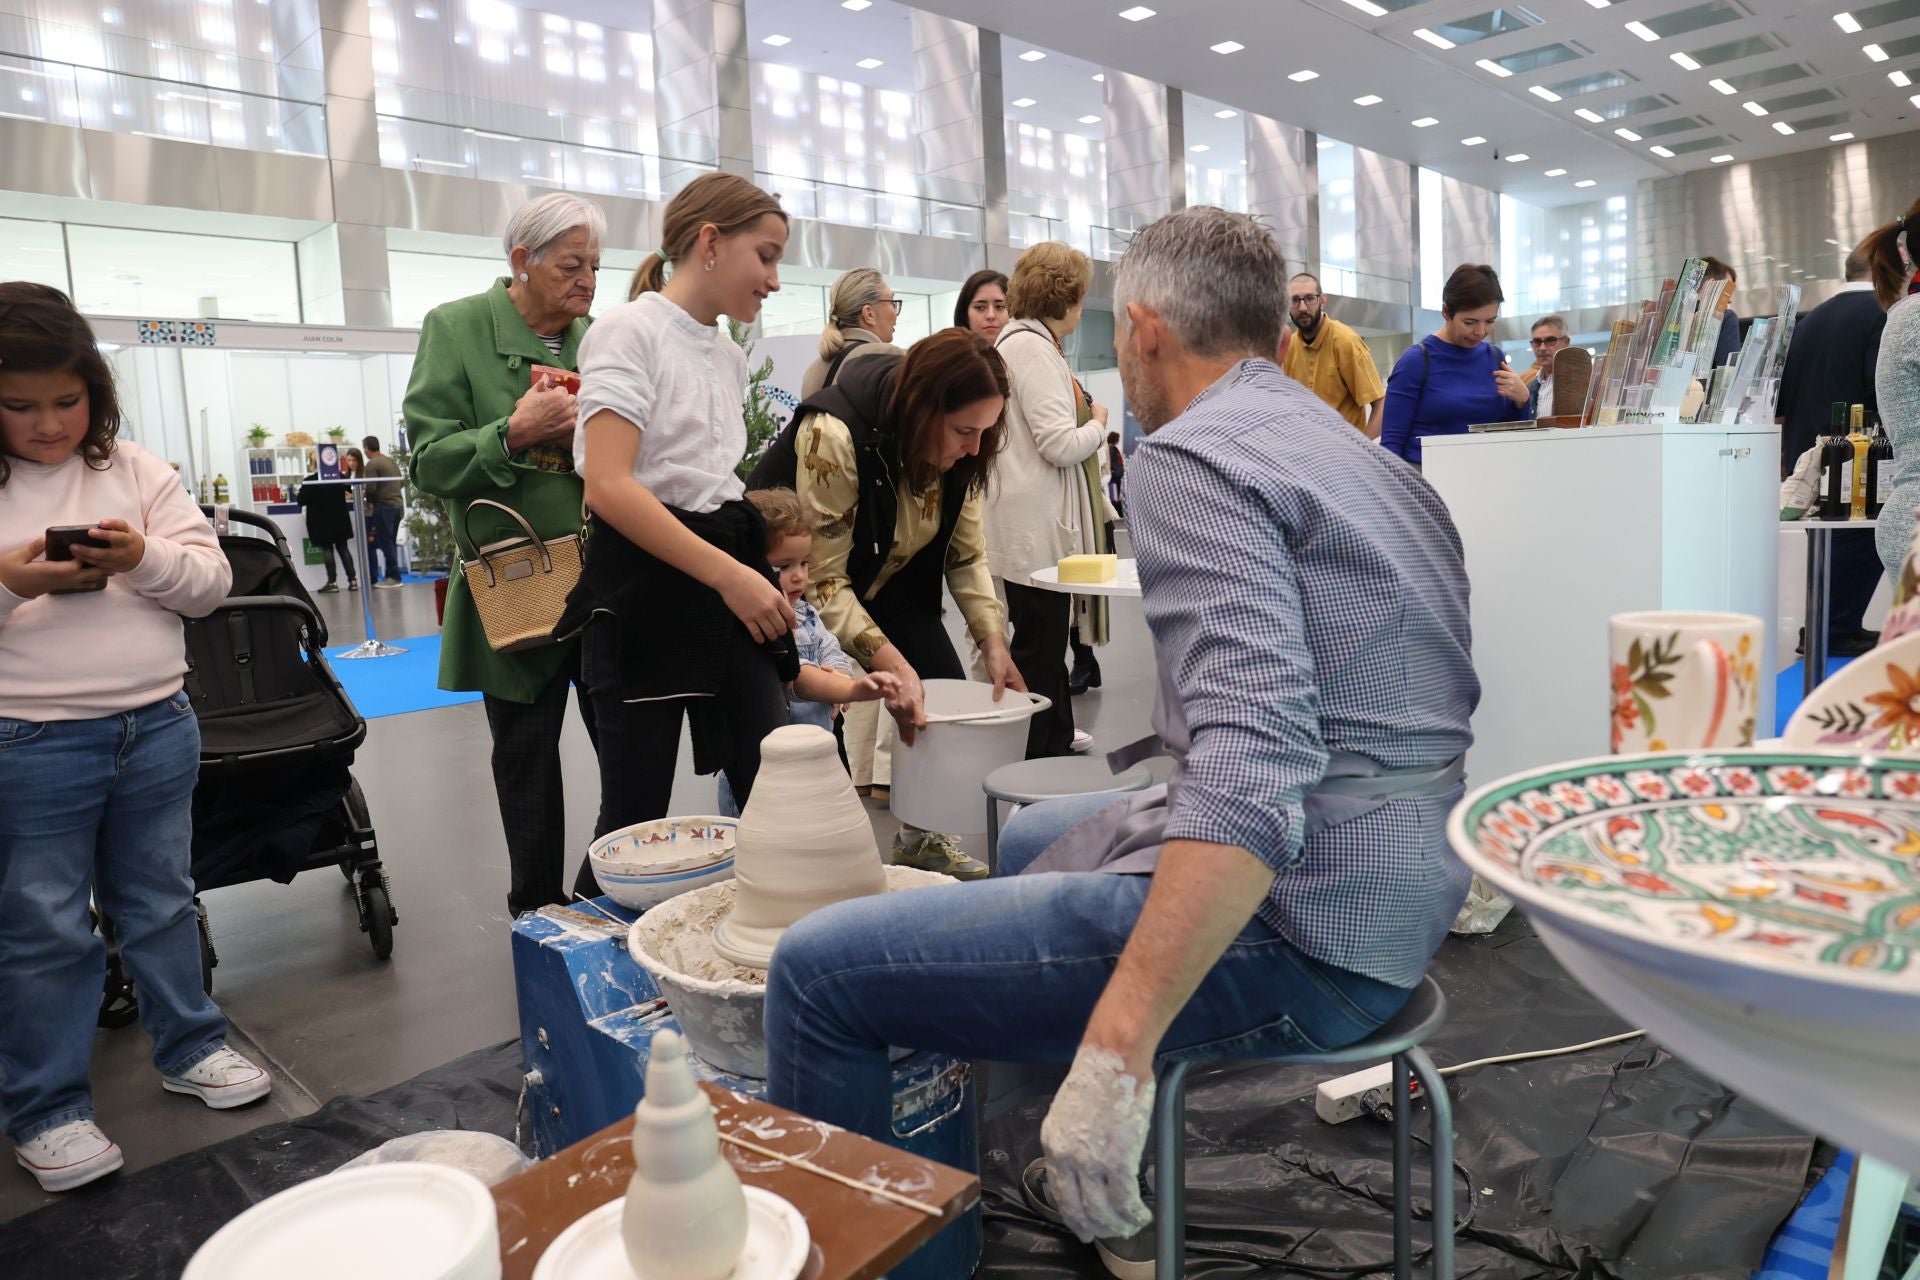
top-left (1027, 560), bottom-right (1141, 598)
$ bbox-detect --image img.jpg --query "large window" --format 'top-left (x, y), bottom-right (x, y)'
top-left (369, 0), bottom-right (666, 197)
top-left (1318, 138), bottom-right (1358, 290)
top-left (0, 217), bottom-right (69, 293)
top-left (66, 226), bottom-right (301, 322)
top-left (1498, 193), bottom-right (1633, 314)
top-left (1003, 40), bottom-right (1110, 257)
top-left (1183, 96), bottom-right (1247, 214)
top-left (387, 244), bottom-right (647, 329)
top-left (0, 5), bottom-right (325, 154)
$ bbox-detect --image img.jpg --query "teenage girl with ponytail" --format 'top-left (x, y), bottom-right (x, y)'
top-left (1868, 195), bottom-right (1920, 582)
top-left (556, 174), bottom-right (798, 837)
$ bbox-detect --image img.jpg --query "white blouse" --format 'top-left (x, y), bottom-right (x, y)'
top-left (574, 291), bottom-right (748, 513)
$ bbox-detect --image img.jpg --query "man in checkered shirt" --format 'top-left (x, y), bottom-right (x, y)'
top-left (765, 206), bottom-right (1478, 1255)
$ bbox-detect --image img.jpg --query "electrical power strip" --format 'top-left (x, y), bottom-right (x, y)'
top-left (1315, 1063), bottom-right (1423, 1125)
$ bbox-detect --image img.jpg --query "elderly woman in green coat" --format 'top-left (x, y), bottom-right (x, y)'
top-left (404, 192), bottom-right (604, 917)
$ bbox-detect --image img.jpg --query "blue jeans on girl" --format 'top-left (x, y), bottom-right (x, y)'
top-left (0, 691), bottom-right (229, 1143)
top-left (764, 792), bottom-right (1413, 1142)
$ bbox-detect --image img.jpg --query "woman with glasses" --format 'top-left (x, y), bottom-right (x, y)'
top-left (801, 268), bottom-right (903, 398)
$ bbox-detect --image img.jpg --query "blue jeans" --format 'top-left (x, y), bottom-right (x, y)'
top-left (765, 793), bottom-right (1411, 1142)
top-left (369, 504), bottom-right (404, 582)
top-left (0, 692), bottom-right (228, 1143)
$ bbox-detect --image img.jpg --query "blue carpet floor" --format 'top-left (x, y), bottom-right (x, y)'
top-left (325, 632), bottom-right (480, 719)
top-left (1773, 655), bottom-right (1855, 736)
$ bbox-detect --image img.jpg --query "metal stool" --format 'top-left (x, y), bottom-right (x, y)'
top-left (1156, 975), bottom-right (1453, 1278)
top-left (982, 756), bottom-right (1154, 872)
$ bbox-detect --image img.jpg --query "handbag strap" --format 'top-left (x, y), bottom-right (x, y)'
top-left (459, 498), bottom-right (552, 582)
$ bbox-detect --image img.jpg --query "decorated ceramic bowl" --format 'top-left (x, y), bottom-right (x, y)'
top-left (1446, 750), bottom-right (1920, 1025)
top-left (1785, 631), bottom-right (1920, 753)
top-left (588, 817), bottom-right (737, 911)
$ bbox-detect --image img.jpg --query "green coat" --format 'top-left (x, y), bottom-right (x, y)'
top-left (404, 279), bottom-right (590, 702)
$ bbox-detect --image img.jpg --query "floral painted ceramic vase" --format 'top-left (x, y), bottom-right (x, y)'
top-left (1609, 611), bottom-right (1763, 754)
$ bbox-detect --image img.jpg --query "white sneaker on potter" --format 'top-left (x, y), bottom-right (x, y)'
top-left (162, 1045), bottom-right (272, 1110)
top-left (15, 1119), bottom-right (124, 1192)
top-left (1070, 729), bottom-right (1094, 754)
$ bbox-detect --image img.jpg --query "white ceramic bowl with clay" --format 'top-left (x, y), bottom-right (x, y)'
top-left (588, 817), bottom-right (737, 912)
top-left (628, 868), bottom-right (951, 1078)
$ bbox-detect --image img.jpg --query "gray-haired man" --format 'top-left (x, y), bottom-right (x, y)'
top-left (764, 206), bottom-right (1478, 1258)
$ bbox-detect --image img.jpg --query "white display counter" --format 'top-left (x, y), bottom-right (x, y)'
top-left (1423, 422), bottom-right (1780, 787)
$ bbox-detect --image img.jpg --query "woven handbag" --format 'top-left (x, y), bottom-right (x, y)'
top-left (455, 498), bottom-right (583, 653)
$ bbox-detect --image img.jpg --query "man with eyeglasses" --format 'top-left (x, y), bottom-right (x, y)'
top-left (1279, 273), bottom-right (1385, 439)
top-left (1524, 315), bottom-right (1570, 418)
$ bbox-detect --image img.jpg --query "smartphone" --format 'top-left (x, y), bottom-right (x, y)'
top-left (45, 524), bottom-right (111, 561)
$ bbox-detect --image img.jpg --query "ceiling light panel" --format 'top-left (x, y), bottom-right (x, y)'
top-left (1475, 59), bottom-right (1514, 77)
top-left (1625, 22), bottom-right (1659, 41)
top-left (1687, 36), bottom-right (1782, 66)
top-left (1708, 78), bottom-right (1737, 93)
top-left (1711, 153), bottom-right (1733, 162)
top-left (856, 57), bottom-right (883, 69)
top-left (1338, 0), bottom-right (1390, 14)
top-left (1574, 179), bottom-right (1596, 187)
top-left (1716, 64), bottom-right (1813, 93)
top-left (1460, 135), bottom-right (1487, 145)
top-left (1505, 152), bottom-right (1530, 162)
top-left (1865, 44), bottom-right (1889, 61)
top-left (1339, 0), bottom-right (1439, 10)
top-left (841, 0), bottom-right (871, 8)
top-left (1576, 107), bottom-right (1606, 122)
top-left (1836, 12), bottom-right (1863, 31)
top-left (1118, 6), bottom-right (1155, 21)
top-left (1546, 70), bottom-right (1635, 97)
top-left (1595, 95), bottom-right (1675, 120)
top-left (1288, 69), bottom-right (1320, 81)
top-left (1413, 28), bottom-right (1456, 49)
top-left (1545, 167), bottom-right (1568, 176)
top-left (1614, 127), bottom-right (1643, 141)
top-left (1214, 108), bottom-right (1239, 118)
top-left (1529, 85), bottom-right (1563, 101)
top-left (1354, 94), bottom-right (1384, 105)
top-left (1742, 100), bottom-right (1768, 115)
top-left (1893, 69), bottom-right (1913, 86)
top-left (1772, 120), bottom-right (1795, 133)
top-left (1411, 116), bottom-right (1438, 126)
top-left (1636, 116), bottom-right (1710, 137)
top-left (761, 33), bottom-right (790, 46)
top-left (1078, 113), bottom-right (1102, 123)
top-left (1760, 88), bottom-right (1838, 112)
top-left (1423, 8), bottom-right (1542, 47)
top-left (1831, 131), bottom-right (1856, 140)
top-left (1487, 43), bottom-right (1586, 75)
top-left (1640, 2), bottom-right (1744, 39)
top-left (1650, 145), bottom-right (1675, 156)
top-left (1019, 50), bottom-right (1047, 61)
top-left (1210, 40), bottom-right (1245, 54)
top-left (1012, 96), bottom-right (1036, 107)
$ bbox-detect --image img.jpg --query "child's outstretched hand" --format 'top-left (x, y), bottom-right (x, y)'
top-left (849, 671), bottom-right (902, 705)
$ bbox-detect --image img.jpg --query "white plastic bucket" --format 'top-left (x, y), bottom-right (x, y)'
top-left (890, 679), bottom-right (1051, 833)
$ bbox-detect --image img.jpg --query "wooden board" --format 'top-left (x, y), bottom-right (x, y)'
top-left (492, 1084), bottom-right (979, 1280)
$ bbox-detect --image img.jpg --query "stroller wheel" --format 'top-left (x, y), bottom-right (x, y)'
top-left (96, 908), bottom-right (138, 1029)
top-left (357, 872), bottom-right (396, 961)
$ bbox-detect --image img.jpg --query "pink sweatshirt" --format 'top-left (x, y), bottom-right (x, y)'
top-left (0, 441), bottom-right (231, 721)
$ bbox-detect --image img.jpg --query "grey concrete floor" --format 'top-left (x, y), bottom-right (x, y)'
top-left (1, 568), bottom-right (1159, 1222)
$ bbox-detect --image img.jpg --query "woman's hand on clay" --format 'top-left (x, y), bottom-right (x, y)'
top-left (70, 519), bottom-right (145, 576)
top-left (0, 538), bottom-right (107, 599)
top-left (881, 665), bottom-right (927, 746)
top-left (980, 634), bottom-right (1027, 701)
top-left (722, 562), bottom-right (797, 644)
top-left (1493, 361), bottom-right (1531, 407)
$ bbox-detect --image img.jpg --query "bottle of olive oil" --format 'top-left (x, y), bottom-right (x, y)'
top-left (1849, 403), bottom-right (1872, 519)
top-left (1868, 411), bottom-right (1893, 518)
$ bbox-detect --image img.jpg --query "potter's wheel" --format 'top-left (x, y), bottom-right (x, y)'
top-left (531, 1186), bottom-right (809, 1280)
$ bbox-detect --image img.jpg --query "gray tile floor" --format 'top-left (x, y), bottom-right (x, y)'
top-left (1, 571), bottom-right (1158, 1222)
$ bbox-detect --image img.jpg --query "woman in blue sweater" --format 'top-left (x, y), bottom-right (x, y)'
top-left (1382, 263), bottom-right (1532, 464)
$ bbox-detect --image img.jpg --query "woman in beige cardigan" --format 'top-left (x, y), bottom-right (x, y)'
top-left (800, 267), bottom-right (903, 399)
top-left (983, 242), bottom-right (1107, 758)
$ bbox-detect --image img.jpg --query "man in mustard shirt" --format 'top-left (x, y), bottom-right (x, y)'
top-left (1279, 273), bottom-right (1386, 439)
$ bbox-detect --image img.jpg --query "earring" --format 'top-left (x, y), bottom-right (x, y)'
top-left (518, 272), bottom-right (529, 282)
top-left (705, 258), bottom-right (716, 272)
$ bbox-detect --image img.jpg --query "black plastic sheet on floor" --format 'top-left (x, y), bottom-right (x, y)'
top-left (980, 917), bottom-right (1818, 1279)
top-left (2, 919), bottom-right (1818, 1280)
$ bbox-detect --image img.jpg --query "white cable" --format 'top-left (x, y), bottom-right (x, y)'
top-left (1437, 1029), bottom-right (1645, 1077)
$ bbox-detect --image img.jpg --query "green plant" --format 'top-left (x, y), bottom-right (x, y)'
top-left (246, 423), bottom-right (270, 444)
top-left (729, 319), bottom-right (786, 480)
top-left (394, 442), bottom-right (454, 570)
top-left (326, 425), bottom-right (348, 441)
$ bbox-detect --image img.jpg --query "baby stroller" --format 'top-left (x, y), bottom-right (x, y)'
top-left (99, 507), bottom-right (397, 1024)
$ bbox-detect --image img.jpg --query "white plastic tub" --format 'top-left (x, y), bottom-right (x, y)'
top-left (890, 679), bottom-right (1050, 833)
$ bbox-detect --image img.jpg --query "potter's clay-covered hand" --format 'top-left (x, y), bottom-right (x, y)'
top-left (1039, 1045), bottom-right (1155, 1243)
top-left (621, 1030), bottom-right (748, 1280)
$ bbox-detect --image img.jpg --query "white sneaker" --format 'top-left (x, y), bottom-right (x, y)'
top-left (15, 1119), bottom-right (124, 1192)
top-left (162, 1045), bottom-right (272, 1110)
top-left (1071, 729), bottom-right (1094, 754)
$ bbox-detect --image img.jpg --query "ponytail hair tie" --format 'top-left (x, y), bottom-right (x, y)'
top-left (656, 247), bottom-right (672, 263)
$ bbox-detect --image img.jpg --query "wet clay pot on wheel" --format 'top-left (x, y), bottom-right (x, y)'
top-left (713, 725), bottom-right (886, 968)
top-left (621, 1029), bottom-right (749, 1280)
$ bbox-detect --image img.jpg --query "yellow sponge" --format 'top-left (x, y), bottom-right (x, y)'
top-left (1057, 554), bottom-right (1118, 584)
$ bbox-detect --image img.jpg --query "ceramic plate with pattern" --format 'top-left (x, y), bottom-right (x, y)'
top-left (1786, 632), bottom-right (1920, 754)
top-left (1447, 750), bottom-right (1920, 1019)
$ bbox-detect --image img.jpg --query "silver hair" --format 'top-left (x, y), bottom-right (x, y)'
top-left (1531, 314), bottom-right (1569, 335)
top-left (1112, 206), bottom-right (1287, 359)
top-left (502, 193), bottom-right (606, 264)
